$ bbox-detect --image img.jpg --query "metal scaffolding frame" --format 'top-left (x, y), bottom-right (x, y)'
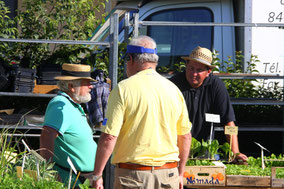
top-left (1, 10), bottom-right (284, 106)
top-left (1, 9), bottom-right (284, 188)
top-left (1, 11), bottom-right (284, 124)
top-left (1, 11), bottom-right (284, 90)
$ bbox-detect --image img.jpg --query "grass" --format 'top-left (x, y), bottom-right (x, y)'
top-left (0, 120), bottom-right (66, 188)
top-left (0, 113), bottom-right (95, 189)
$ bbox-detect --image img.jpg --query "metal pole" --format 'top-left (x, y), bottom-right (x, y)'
top-left (124, 12), bottom-right (130, 44)
top-left (109, 13), bottom-right (119, 90)
top-left (133, 13), bottom-right (139, 37)
top-left (123, 12), bottom-right (130, 79)
top-left (139, 21), bottom-right (284, 27)
top-left (244, 0), bottom-right (252, 72)
top-left (214, 73), bottom-right (284, 79)
top-left (0, 38), bottom-right (110, 46)
top-left (106, 12), bottom-right (118, 189)
top-left (209, 122), bottom-right (214, 145)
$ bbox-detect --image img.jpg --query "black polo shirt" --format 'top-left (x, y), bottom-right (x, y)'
top-left (170, 71), bottom-right (235, 141)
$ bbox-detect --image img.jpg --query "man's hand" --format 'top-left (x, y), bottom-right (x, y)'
top-left (92, 177), bottom-right (104, 189)
top-left (234, 153), bottom-right (248, 165)
top-left (179, 175), bottom-right (183, 189)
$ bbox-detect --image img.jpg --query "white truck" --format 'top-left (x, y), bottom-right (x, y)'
top-left (92, 0), bottom-right (284, 88)
top-left (90, 0), bottom-right (284, 157)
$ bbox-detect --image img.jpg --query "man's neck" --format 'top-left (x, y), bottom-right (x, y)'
top-left (140, 62), bottom-right (157, 70)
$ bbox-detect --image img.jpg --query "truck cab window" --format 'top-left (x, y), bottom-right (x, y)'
top-left (145, 8), bottom-right (213, 69)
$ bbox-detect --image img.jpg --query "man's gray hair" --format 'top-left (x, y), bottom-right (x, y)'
top-left (57, 80), bottom-right (81, 92)
top-left (129, 35), bottom-right (159, 64)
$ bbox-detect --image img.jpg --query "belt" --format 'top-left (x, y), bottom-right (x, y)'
top-left (55, 163), bottom-right (93, 174)
top-left (55, 163), bottom-right (93, 184)
top-left (118, 162), bottom-right (178, 170)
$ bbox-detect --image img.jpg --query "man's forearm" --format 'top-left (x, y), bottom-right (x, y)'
top-left (93, 133), bottom-right (117, 176)
top-left (177, 133), bottom-right (192, 175)
top-left (224, 121), bottom-right (240, 154)
top-left (229, 134), bottom-right (240, 154)
top-left (40, 126), bottom-right (58, 161)
top-left (224, 122), bottom-right (249, 163)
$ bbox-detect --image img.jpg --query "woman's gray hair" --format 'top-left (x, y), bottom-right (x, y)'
top-left (129, 35), bottom-right (159, 64)
top-left (57, 80), bottom-right (81, 92)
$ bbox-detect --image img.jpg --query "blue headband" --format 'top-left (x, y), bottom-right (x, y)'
top-left (126, 45), bottom-right (157, 54)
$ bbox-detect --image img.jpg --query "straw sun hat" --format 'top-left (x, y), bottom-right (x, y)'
top-left (55, 63), bottom-right (96, 81)
top-left (182, 46), bottom-right (216, 69)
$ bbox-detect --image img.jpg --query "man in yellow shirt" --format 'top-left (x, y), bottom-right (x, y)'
top-left (92, 35), bottom-right (192, 189)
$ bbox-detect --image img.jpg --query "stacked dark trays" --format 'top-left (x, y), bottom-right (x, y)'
top-left (12, 67), bottom-right (36, 93)
top-left (0, 62), bottom-right (9, 91)
top-left (37, 64), bottom-right (61, 85)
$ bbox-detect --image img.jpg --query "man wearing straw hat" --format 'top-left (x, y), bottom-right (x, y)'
top-left (170, 46), bottom-right (248, 163)
top-left (93, 35), bottom-right (192, 189)
top-left (40, 63), bottom-right (97, 188)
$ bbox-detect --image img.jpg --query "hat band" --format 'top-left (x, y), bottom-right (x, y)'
top-left (126, 45), bottom-right (157, 54)
top-left (61, 70), bottom-right (91, 78)
top-left (192, 57), bottom-right (211, 66)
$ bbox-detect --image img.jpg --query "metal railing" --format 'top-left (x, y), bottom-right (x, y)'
top-left (213, 73), bottom-right (284, 106)
top-left (139, 21), bottom-right (284, 27)
top-left (0, 38), bottom-right (110, 46)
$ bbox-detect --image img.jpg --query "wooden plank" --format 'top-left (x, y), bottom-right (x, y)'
top-left (271, 167), bottom-right (284, 188)
top-left (183, 166), bottom-right (226, 187)
top-left (226, 175), bottom-right (270, 187)
top-left (33, 84), bottom-right (58, 94)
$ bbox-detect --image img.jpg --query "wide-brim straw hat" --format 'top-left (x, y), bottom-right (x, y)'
top-left (182, 46), bottom-right (216, 69)
top-left (54, 63), bottom-right (96, 81)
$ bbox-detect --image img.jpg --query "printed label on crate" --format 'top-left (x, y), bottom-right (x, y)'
top-left (183, 166), bottom-right (225, 186)
top-left (185, 175), bottom-right (223, 185)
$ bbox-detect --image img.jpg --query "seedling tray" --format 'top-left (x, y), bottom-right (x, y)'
top-left (226, 175), bottom-right (270, 187)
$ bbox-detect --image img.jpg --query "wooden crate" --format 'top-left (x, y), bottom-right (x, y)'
top-left (226, 175), bottom-right (270, 187)
top-left (183, 166), bottom-right (226, 187)
top-left (33, 82), bottom-right (58, 94)
top-left (271, 167), bottom-right (284, 188)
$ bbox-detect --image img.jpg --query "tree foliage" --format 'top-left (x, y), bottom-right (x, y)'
top-left (4, 0), bottom-right (107, 68)
top-left (212, 51), bottom-right (283, 124)
top-left (0, 1), bottom-right (17, 63)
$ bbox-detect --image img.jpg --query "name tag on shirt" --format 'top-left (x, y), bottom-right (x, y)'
top-left (205, 113), bottom-right (220, 123)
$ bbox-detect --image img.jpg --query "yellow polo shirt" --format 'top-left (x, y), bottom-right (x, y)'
top-left (102, 69), bottom-right (191, 166)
